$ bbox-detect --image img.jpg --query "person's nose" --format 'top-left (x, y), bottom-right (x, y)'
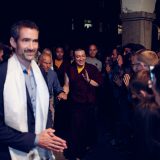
top-left (28, 42), bottom-right (34, 50)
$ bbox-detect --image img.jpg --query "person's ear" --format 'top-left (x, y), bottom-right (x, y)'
top-left (10, 37), bottom-right (17, 49)
top-left (140, 90), bottom-right (147, 97)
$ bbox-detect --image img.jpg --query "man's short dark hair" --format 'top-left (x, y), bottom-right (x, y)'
top-left (73, 48), bottom-right (86, 58)
top-left (123, 43), bottom-right (146, 53)
top-left (10, 20), bottom-right (39, 41)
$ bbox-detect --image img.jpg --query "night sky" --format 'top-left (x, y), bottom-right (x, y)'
top-left (0, 0), bottom-right (159, 50)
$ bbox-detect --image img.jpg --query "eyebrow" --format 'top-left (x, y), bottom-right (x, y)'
top-left (22, 38), bottom-right (38, 42)
top-left (43, 61), bottom-right (51, 64)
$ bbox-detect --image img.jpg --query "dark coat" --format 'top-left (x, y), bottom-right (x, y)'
top-left (68, 62), bottom-right (102, 104)
top-left (0, 62), bottom-right (52, 160)
top-left (133, 101), bottom-right (160, 160)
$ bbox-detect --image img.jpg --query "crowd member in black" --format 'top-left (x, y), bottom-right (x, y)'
top-left (122, 43), bottom-right (146, 73)
top-left (0, 43), bottom-right (12, 64)
top-left (103, 47), bottom-right (132, 150)
top-left (129, 70), bottom-right (160, 160)
top-left (65, 48), bottom-right (102, 160)
top-left (52, 46), bottom-right (70, 140)
top-left (102, 45), bottom-right (148, 152)
top-left (39, 52), bottom-right (67, 123)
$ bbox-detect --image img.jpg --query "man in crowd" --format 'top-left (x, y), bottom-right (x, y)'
top-left (86, 44), bottom-right (102, 72)
top-left (0, 20), bottom-right (67, 159)
top-left (52, 46), bottom-right (70, 139)
top-left (65, 48), bottom-right (102, 160)
top-left (39, 52), bottom-right (67, 122)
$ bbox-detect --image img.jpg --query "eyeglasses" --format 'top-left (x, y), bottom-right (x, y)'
top-left (131, 63), bottom-right (148, 68)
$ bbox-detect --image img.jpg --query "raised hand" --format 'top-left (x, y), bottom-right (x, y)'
top-left (82, 69), bottom-right (90, 83)
top-left (123, 74), bottom-right (130, 87)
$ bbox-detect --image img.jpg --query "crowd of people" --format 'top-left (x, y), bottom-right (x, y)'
top-left (1, 19), bottom-right (160, 160)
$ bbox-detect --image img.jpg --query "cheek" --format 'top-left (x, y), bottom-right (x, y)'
top-left (47, 64), bottom-right (51, 68)
top-left (132, 66), bottom-right (137, 72)
top-left (18, 43), bottom-right (26, 49)
top-left (75, 58), bottom-right (79, 62)
top-left (61, 53), bottom-right (64, 57)
top-left (42, 63), bottom-right (46, 68)
top-left (139, 65), bottom-right (145, 71)
top-left (34, 44), bottom-right (39, 49)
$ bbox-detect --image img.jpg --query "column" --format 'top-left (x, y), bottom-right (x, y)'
top-left (121, 0), bottom-right (156, 49)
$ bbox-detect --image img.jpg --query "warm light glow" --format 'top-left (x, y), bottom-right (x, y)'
top-left (84, 20), bottom-right (92, 29)
top-left (118, 25), bottom-right (122, 34)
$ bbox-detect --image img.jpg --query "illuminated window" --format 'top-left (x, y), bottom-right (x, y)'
top-left (84, 19), bottom-right (92, 29)
top-left (72, 18), bottom-right (74, 30)
top-left (118, 25), bottom-right (122, 34)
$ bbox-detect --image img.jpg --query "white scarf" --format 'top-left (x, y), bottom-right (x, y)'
top-left (3, 54), bottom-right (55, 160)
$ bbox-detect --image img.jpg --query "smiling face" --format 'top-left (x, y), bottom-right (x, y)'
top-left (10, 27), bottom-right (39, 65)
top-left (74, 49), bottom-right (86, 67)
top-left (131, 55), bottom-right (149, 73)
top-left (56, 47), bottom-right (64, 60)
top-left (40, 54), bottom-right (52, 72)
top-left (89, 44), bottom-right (98, 58)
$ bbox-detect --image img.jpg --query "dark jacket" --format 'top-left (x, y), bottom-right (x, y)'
top-left (133, 101), bottom-right (160, 160)
top-left (68, 63), bottom-right (102, 104)
top-left (40, 67), bottom-right (63, 99)
top-left (0, 62), bottom-right (52, 160)
top-left (53, 60), bottom-right (70, 86)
